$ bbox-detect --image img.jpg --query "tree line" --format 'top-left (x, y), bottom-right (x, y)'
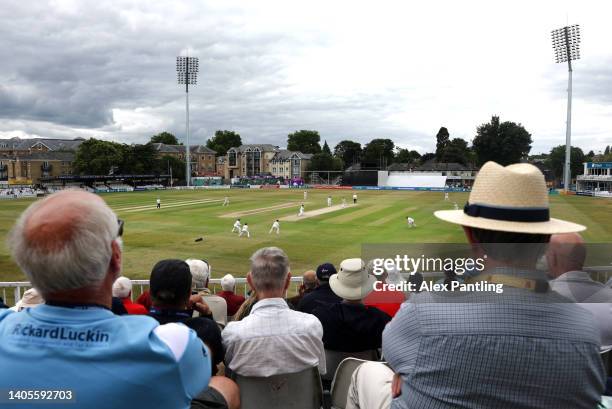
top-left (73, 118), bottom-right (611, 181)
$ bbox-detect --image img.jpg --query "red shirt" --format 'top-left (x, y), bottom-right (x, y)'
top-left (122, 297), bottom-right (149, 315)
top-left (363, 288), bottom-right (405, 317)
top-left (135, 291), bottom-right (153, 311)
top-left (217, 291), bottom-right (246, 317)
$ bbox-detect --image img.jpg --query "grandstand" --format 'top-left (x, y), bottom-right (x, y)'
top-left (577, 162), bottom-right (612, 197)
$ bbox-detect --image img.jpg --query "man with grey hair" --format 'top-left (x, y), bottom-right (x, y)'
top-left (0, 190), bottom-right (232, 409)
top-left (222, 247), bottom-right (325, 377)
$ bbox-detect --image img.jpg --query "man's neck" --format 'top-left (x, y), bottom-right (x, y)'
top-left (45, 286), bottom-right (112, 309)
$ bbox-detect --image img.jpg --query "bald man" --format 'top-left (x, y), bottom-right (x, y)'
top-left (287, 270), bottom-right (318, 310)
top-left (548, 232), bottom-right (612, 349)
top-left (0, 190), bottom-right (239, 409)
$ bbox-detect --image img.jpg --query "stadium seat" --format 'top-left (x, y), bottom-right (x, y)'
top-left (329, 358), bottom-right (369, 409)
top-left (231, 367), bottom-right (323, 409)
top-left (322, 349), bottom-right (379, 383)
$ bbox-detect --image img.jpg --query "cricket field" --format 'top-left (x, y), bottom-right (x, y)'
top-left (1, 189), bottom-right (611, 283)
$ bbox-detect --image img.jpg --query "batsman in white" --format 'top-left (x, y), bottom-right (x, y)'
top-left (156, 198), bottom-right (161, 209)
top-left (269, 219), bottom-right (280, 235)
top-left (406, 216), bottom-right (416, 228)
top-left (327, 196), bottom-right (332, 207)
top-left (298, 204), bottom-right (305, 217)
top-left (231, 218), bottom-right (242, 233)
top-left (239, 223), bottom-right (250, 238)
top-left (223, 196), bottom-right (230, 206)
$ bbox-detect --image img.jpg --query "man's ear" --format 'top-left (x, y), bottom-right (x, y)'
top-left (246, 272), bottom-right (255, 292)
top-left (284, 272), bottom-right (292, 291)
top-left (463, 226), bottom-right (485, 258)
top-left (109, 239), bottom-right (122, 279)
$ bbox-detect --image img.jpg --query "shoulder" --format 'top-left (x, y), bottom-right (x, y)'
top-left (0, 308), bottom-right (14, 322)
top-left (153, 322), bottom-right (200, 362)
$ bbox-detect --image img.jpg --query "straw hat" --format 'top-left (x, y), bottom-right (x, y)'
top-left (434, 161), bottom-right (585, 234)
top-left (329, 258), bottom-right (376, 301)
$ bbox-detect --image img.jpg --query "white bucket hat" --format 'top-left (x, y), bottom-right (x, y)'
top-left (434, 161), bottom-right (585, 234)
top-left (329, 258), bottom-right (377, 301)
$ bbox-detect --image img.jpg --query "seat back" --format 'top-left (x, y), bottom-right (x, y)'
top-left (322, 349), bottom-right (378, 381)
top-left (232, 367), bottom-right (323, 409)
top-left (330, 358), bottom-right (368, 409)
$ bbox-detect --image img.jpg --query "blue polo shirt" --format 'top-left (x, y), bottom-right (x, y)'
top-left (0, 304), bottom-right (211, 409)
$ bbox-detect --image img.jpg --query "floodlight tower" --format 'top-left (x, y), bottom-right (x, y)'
top-left (551, 24), bottom-right (580, 193)
top-left (176, 55), bottom-right (199, 186)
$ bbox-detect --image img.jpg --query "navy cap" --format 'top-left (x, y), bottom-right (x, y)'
top-left (316, 262), bottom-right (337, 281)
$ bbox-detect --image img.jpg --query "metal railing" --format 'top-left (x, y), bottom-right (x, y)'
top-left (0, 277), bottom-right (305, 307)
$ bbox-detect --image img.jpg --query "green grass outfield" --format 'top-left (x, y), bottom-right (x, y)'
top-left (0, 189), bottom-right (611, 282)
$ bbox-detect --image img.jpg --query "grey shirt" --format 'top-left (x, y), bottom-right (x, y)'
top-left (383, 268), bottom-right (605, 409)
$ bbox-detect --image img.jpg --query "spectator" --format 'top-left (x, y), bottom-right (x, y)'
top-left (148, 259), bottom-right (224, 375)
top-left (0, 190), bottom-right (237, 409)
top-left (287, 270), bottom-right (317, 309)
top-left (217, 274), bottom-right (246, 317)
top-left (363, 265), bottom-right (406, 317)
top-left (312, 258), bottom-right (390, 352)
top-left (0, 297), bottom-right (8, 309)
top-left (547, 232), bottom-right (612, 349)
top-left (233, 291), bottom-right (257, 321)
top-left (347, 162), bottom-right (605, 409)
top-left (298, 262), bottom-right (341, 314)
top-left (112, 276), bottom-right (148, 315)
top-left (223, 247), bottom-right (326, 377)
top-left (9, 288), bottom-right (44, 312)
top-left (186, 259), bottom-right (228, 327)
top-left (135, 288), bottom-right (153, 311)
top-left (111, 296), bottom-right (128, 315)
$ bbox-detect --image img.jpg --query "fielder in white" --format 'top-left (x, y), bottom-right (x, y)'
top-left (231, 218), bottom-right (242, 233)
top-left (156, 198), bottom-right (161, 209)
top-left (453, 202), bottom-right (459, 210)
top-left (298, 204), bottom-right (305, 216)
top-left (353, 193), bottom-right (357, 205)
top-left (444, 192), bottom-right (449, 201)
top-left (304, 191), bottom-right (308, 200)
top-left (223, 196), bottom-right (230, 206)
top-left (239, 223), bottom-right (250, 238)
top-left (327, 196), bottom-right (332, 207)
top-left (407, 216), bottom-right (416, 228)
top-left (342, 198), bottom-right (347, 208)
top-left (269, 219), bottom-right (280, 235)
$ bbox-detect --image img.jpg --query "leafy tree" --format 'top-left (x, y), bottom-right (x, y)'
top-left (362, 139), bottom-right (395, 168)
top-left (287, 130), bottom-right (321, 154)
top-left (155, 155), bottom-right (185, 182)
top-left (395, 148), bottom-right (421, 163)
top-left (322, 140), bottom-right (331, 155)
top-left (586, 150), bottom-right (595, 159)
top-left (605, 146), bottom-right (610, 156)
top-left (334, 140), bottom-right (362, 167)
top-left (206, 130), bottom-right (242, 156)
top-left (307, 152), bottom-right (343, 181)
top-left (420, 152), bottom-right (436, 163)
top-left (435, 127), bottom-right (450, 161)
top-left (121, 143), bottom-right (158, 174)
top-left (546, 145), bottom-right (585, 180)
top-left (472, 116), bottom-right (532, 166)
top-left (150, 132), bottom-right (179, 145)
top-left (441, 138), bottom-right (471, 165)
top-left (74, 138), bottom-right (125, 175)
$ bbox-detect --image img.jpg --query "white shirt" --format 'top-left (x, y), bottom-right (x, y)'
top-left (222, 298), bottom-right (325, 377)
top-left (241, 225), bottom-right (249, 231)
top-left (272, 221), bottom-right (280, 229)
top-left (156, 199), bottom-right (161, 204)
top-left (407, 217), bottom-right (414, 224)
top-left (234, 221), bottom-right (241, 228)
top-left (551, 270), bottom-right (612, 348)
top-left (353, 194), bottom-right (357, 199)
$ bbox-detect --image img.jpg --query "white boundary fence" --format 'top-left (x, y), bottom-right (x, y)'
top-left (0, 277), bottom-right (304, 307)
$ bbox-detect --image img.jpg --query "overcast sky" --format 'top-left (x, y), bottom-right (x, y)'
top-left (0, 0), bottom-right (611, 154)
